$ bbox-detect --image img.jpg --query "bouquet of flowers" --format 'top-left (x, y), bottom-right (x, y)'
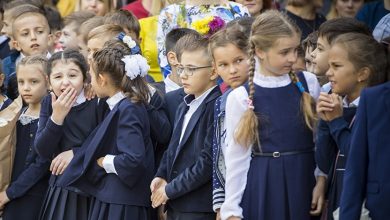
top-left (191, 16), bottom-right (226, 37)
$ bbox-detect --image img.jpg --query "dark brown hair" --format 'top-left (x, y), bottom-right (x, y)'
top-left (175, 33), bottom-right (210, 63)
top-left (48, 49), bottom-right (89, 82)
top-left (91, 40), bottom-right (150, 104)
top-left (104, 9), bottom-right (140, 39)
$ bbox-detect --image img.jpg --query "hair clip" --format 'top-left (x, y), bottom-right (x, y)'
top-left (295, 81), bottom-right (305, 93)
top-left (117, 32), bottom-right (140, 55)
top-left (247, 98), bottom-right (254, 109)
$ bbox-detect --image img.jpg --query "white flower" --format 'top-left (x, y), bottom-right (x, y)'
top-left (122, 35), bottom-right (137, 48)
top-left (121, 54), bottom-right (150, 80)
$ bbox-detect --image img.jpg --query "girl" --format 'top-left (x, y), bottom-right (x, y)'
top-left (78, 0), bottom-right (113, 16)
top-left (234, 0), bottom-right (272, 17)
top-left (157, 0), bottom-right (249, 77)
top-left (220, 10), bottom-right (321, 220)
top-left (0, 56), bottom-right (50, 220)
top-left (34, 49), bottom-right (106, 220)
top-left (209, 19), bottom-right (252, 218)
top-left (316, 33), bottom-right (388, 219)
top-left (60, 39), bottom-right (154, 220)
top-left (326, 0), bottom-right (365, 20)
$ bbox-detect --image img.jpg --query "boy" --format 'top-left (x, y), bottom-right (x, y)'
top-left (302, 31), bottom-right (318, 74)
top-left (104, 9), bottom-right (140, 43)
top-left (310, 17), bottom-right (370, 92)
top-left (59, 10), bottom-right (94, 50)
top-left (151, 34), bottom-right (220, 220)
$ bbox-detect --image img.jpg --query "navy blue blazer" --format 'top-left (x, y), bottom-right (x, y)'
top-left (164, 88), bottom-right (186, 125)
top-left (58, 98), bottom-right (155, 207)
top-left (156, 86), bottom-right (221, 213)
top-left (340, 82), bottom-right (390, 220)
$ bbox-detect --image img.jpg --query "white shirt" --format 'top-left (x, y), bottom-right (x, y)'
top-left (179, 86), bottom-right (217, 143)
top-left (220, 64), bottom-right (321, 220)
top-left (164, 74), bottom-right (181, 93)
top-left (342, 96), bottom-right (360, 108)
top-left (102, 92), bottom-right (126, 175)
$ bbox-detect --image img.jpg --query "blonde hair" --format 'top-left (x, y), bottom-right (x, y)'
top-left (235, 10), bottom-right (317, 148)
top-left (88, 24), bottom-right (124, 41)
top-left (17, 55), bottom-right (48, 77)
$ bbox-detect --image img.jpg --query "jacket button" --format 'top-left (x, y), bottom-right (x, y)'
top-left (30, 133), bottom-right (33, 138)
top-left (173, 170), bottom-right (178, 174)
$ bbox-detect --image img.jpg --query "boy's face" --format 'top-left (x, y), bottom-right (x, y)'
top-left (81, 0), bottom-right (108, 16)
top-left (1, 10), bottom-right (12, 37)
top-left (311, 36), bottom-right (330, 77)
top-left (17, 64), bottom-right (48, 105)
top-left (179, 49), bottom-right (217, 97)
top-left (59, 23), bottom-right (79, 50)
top-left (305, 46), bottom-right (315, 73)
top-left (13, 13), bottom-right (51, 56)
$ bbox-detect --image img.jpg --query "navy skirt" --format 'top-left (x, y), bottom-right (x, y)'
top-left (89, 197), bottom-right (151, 220)
top-left (241, 153), bottom-right (317, 220)
top-left (3, 194), bottom-right (45, 220)
top-left (39, 186), bottom-right (91, 220)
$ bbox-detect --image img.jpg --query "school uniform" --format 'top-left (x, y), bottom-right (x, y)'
top-left (3, 109), bottom-right (50, 220)
top-left (315, 97), bottom-right (359, 220)
top-left (156, 85), bottom-right (221, 220)
top-left (57, 92), bottom-right (154, 220)
top-left (164, 88), bottom-right (186, 125)
top-left (340, 82), bottom-right (390, 220)
top-left (0, 96), bottom-right (12, 111)
top-left (34, 92), bottom-right (106, 220)
top-left (212, 88), bottom-right (233, 211)
top-left (220, 67), bottom-right (321, 220)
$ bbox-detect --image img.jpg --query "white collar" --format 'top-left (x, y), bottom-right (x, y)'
top-left (343, 96), bottom-right (360, 108)
top-left (0, 36), bottom-right (8, 44)
top-left (17, 51), bottom-right (51, 65)
top-left (106, 92), bottom-right (126, 110)
top-left (184, 85), bottom-right (217, 106)
top-left (73, 90), bottom-right (87, 106)
top-left (253, 58), bottom-right (291, 88)
top-left (164, 74), bottom-right (181, 93)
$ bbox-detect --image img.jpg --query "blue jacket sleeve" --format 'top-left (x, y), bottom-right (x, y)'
top-left (328, 116), bottom-right (352, 155)
top-left (165, 109), bottom-right (213, 200)
top-left (339, 91), bottom-right (368, 219)
top-left (34, 95), bottom-right (64, 160)
top-left (113, 104), bottom-right (151, 188)
top-left (315, 119), bottom-right (337, 174)
top-left (147, 92), bottom-right (172, 145)
top-left (155, 147), bottom-right (170, 180)
top-left (6, 155), bottom-right (50, 200)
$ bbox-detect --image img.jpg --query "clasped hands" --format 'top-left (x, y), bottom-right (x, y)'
top-left (150, 177), bottom-right (169, 208)
top-left (317, 92), bottom-right (343, 122)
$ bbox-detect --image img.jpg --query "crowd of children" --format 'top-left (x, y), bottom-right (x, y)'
top-left (0, 0), bottom-right (390, 220)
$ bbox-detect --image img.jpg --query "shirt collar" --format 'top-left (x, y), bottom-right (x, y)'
top-left (164, 74), bottom-right (181, 93)
top-left (106, 92), bottom-right (126, 110)
top-left (73, 90), bottom-right (87, 106)
top-left (342, 96), bottom-right (360, 108)
top-left (183, 85), bottom-right (217, 106)
top-left (17, 51), bottom-right (51, 65)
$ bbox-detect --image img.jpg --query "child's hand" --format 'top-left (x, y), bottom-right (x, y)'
top-left (0, 191), bottom-right (10, 209)
top-left (50, 150), bottom-right (74, 175)
top-left (51, 87), bottom-right (77, 125)
top-left (151, 185), bottom-right (169, 208)
top-left (97, 157), bottom-right (105, 168)
top-left (322, 94), bottom-right (343, 122)
top-left (310, 176), bottom-right (326, 216)
top-left (150, 177), bottom-right (167, 193)
top-left (84, 83), bottom-right (96, 101)
top-left (316, 93), bottom-right (335, 121)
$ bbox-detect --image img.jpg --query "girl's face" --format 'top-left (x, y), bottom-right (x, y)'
top-left (326, 44), bottom-right (361, 96)
top-left (256, 34), bottom-right (300, 77)
top-left (81, 0), bottom-right (108, 16)
top-left (17, 64), bottom-right (48, 104)
top-left (213, 43), bottom-right (249, 89)
top-left (49, 61), bottom-right (84, 97)
top-left (335, 0), bottom-right (364, 18)
top-left (311, 36), bottom-right (330, 77)
top-left (235, 0), bottom-right (263, 16)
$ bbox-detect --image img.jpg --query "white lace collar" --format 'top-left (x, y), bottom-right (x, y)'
top-left (253, 57), bottom-right (292, 88)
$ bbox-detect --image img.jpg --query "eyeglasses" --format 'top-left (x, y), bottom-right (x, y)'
top-left (177, 65), bottom-right (212, 76)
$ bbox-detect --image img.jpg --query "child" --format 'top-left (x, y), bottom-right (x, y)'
top-left (235, 0), bottom-right (272, 17)
top-left (59, 11), bottom-right (95, 50)
top-left (0, 55), bottom-right (51, 220)
top-left (339, 49), bottom-right (390, 220)
top-left (208, 22), bottom-right (251, 218)
top-left (44, 6), bottom-right (64, 54)
top-left (104, 9), bottom-right (140, 44)
top-left (151, 34), bottom-right (221, 220)
top-left (34, 49), bottom-right (106, 220)
top-left (311, 18), bottom-right (371, 91)
top-left (0, 61), bottom-right (12, 111)
top-left (302, 31), bottom-right (318, 74)
top-left (78, 0), bottom-right (113, 16)
top-left (220, 10), bottom-right (321, 220)
top-left (59, 39), bottom-right (155, 220)
top-left (157, 0), bottom-right (249, 77)
top-left (315, 33), bottom-right (388, 220)
top-left (163, 28), bottom-right (198, 93)
top-left (87, 24), bottom-right (124, 60)
top-left (77, 16), bottom-right (105, 59)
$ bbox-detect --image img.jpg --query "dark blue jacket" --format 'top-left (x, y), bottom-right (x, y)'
top-left (164, 88), bottom-right (186, 125)
top-left (340, 82), bottom-right (390, 220)
top-left (156, 86), bottom-right (221, 213)
top-left (58, 98), bottom-right (155, 207)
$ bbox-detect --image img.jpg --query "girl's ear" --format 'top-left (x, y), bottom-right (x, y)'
top-left (357, 67), bottom-right (370, 83)
top-left (255, 48), bottom-right (265, 60)
top-left (98, 73), bottom-right (107, 86)
top-left (209, 67), bottom-right (219, 81)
